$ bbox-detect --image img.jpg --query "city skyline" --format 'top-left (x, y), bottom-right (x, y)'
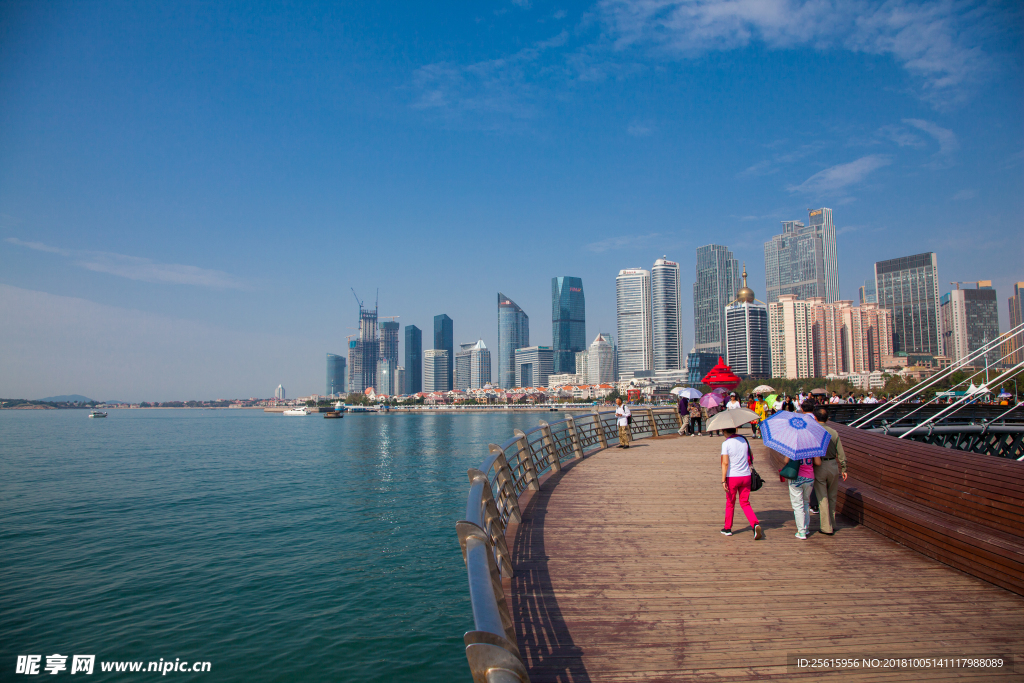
top-left (2, 2), bottom-right (1020, 401)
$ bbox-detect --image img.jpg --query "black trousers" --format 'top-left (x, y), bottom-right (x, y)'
top-left (689, 417), bottom-right (703, 434)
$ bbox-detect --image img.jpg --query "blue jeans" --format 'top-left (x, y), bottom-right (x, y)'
top-left (788, 476), bottom-right (814, 534)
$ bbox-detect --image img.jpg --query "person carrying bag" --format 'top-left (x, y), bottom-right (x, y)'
top-left (720, 428), bottom-right (764, 540)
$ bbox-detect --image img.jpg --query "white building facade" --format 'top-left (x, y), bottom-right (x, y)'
top-left (616, 269), bottom-right (652, 379)
top-left (651, 257), bottom-right (683, 371)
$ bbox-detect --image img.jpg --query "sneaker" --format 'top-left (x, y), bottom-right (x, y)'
top-left (795, 531), bottom-right (807, 540)
top-left (720, 528), bottom-right (733, 536)
top-left (754, 524), bottom-right (764, 540)
top-left (809, 508), bottom-right (819, 515)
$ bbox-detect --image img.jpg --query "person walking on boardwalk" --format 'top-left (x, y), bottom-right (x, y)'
top-left (780, 453), bottom-right (815, 540)
top-left (811, 406), bottom-right (847, 535)
top-left (677, 396), bottom-right (689, 436)
top-left (720, 427), bottom-right (764, 540)
top-left (688, 399), bottom-right (702, 436)
top-left (615, 398), bottom-right (632, 449)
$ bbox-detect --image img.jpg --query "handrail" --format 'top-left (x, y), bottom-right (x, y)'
top-left (456, 407), bottom-right (683, 682)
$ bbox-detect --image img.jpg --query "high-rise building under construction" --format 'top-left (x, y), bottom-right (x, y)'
top-left (348, 293), bottom-right (379, 394)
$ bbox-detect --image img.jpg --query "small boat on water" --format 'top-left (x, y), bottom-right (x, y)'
top-left (283, 407), bottom-right (312, 416)
top-left (88, 411), bottom-right (108, 418)
top-left (324, 411), bottom-right (343, 419)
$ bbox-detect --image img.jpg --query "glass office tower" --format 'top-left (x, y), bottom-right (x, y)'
top-left (552, 276), bottom-right (586, 374)
top-left (326, 353), bottom-right (346, 396)
top-left (875, 252), bottom-right (942, 355)
top-left (404, 325), bottom-right (422, 394)
top-left (498, 293), bottom-right (529, 389)
top-left (433, 314), bottom-right (454, 391)
top-left (379, 321), bottom-right (400, 365)
top-left (693, 245), bottom-right (740, 357)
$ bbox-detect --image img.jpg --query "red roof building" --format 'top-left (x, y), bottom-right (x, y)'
top-left (702, 356), bottom-right (741, 391)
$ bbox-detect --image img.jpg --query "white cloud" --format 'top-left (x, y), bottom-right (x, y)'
top-left (951, 188), bottom-right (977, 201)
top-left (627, 120), bottom-right (655, 136)
top-left (5, 238), bottom-right (246, 289)
top-left (788, 154), bottom-right (892, 194)
top-left (596, 0), bottom-right (997, 107)
top-left (903, 118), bottom-right (959, 167)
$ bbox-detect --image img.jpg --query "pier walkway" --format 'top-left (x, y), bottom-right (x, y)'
top-left (502, 433), bottom-right (1024, 682)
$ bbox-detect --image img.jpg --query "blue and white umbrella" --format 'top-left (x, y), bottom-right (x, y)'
top-left (760, 412), bottom-right (831, 461)
top-left (672, 387), bottom-right (703, 399)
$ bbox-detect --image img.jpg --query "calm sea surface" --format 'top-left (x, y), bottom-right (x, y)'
top-left (0, 409), bottom-right (562, 682)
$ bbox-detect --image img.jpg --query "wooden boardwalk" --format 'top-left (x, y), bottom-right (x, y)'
top-left (504, 433), bottom-right (1024, 682)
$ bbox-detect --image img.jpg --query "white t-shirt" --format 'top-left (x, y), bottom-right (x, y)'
top-left (773, 400), bottom-right (784, 412)
top-left (726, 400), bottom-right (741, 410)
top-left (721, 437), bottom-right (751, 478)
top-left (864, 397), bottom-right (878, 404)
top-left (615, 405), bottom-right (631, 426)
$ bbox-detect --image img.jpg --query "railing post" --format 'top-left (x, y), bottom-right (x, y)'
top-left (646, 408), bottom-right (659, 437)
top-left (488, 444), bottom-right (522, 523)
top-left (591, 409), bottom-right (608, 450)
top-left (538, 421), bottom-right (561, 472)
top-left (564, 415), bottom-right (585, 460)
top-left (513, 429), bottom-right (540, 491)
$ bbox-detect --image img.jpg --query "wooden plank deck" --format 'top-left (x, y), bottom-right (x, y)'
top-left (504, 433), bottom-right (1024, 682)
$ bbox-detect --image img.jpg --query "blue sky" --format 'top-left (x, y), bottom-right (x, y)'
top-left (1, 0), bottom-right (1021, 401)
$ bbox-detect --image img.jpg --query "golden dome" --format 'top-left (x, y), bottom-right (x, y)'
top-left (734, 264), bottom-right (756, 303)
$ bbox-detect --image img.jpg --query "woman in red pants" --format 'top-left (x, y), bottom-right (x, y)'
top-left (720, 427), bottom-right (764, 539)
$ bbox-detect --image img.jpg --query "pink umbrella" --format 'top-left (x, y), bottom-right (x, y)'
top-left (699, 393), bottom-right (725, 408)
top-left (711, 387), bottom-right (729, 396)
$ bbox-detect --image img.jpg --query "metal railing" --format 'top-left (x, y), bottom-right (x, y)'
top-left (456, 407), bottom-right (682, 683)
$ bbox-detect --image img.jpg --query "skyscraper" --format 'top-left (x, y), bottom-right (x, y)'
top-left (941, 282), bottom-right (999, 365)
top-left (433, 314), bottom-right (454, 391)
top-left (456, 340), bottom-right (492, 390)
top-left (693, 245), bottom-right (739, 358)
top-left (348, 299), bottom-right (379, 394)
top-left (1009, 283), bottom-right (1024, 365)
top-left (616, 269), bottom-right (652, 378)
top-left (404, 325), bottom-right (422, 394)
top-left (376, 358), bottom-right (397, 396)
top-left (764, 216), bottom-right (828, 304)
top-left (423, 349), bottom-right (450, 393)
top-left (586, 332), bottom-right (616, 385)
top-left (724, 266), bottom-right (770, 378)
top-left (859, 279), bottom-right (877, 306)
top-left (808, 208), bottom-right (839, 302)
top-left (874, 252), bottom-right (942, 355)
top-left (514, 346), bottom-right (554, 388)
top-left (379, 321), bottom-right (400, 365)
top-left (651, 257), bottom-right (683, 371)
top-left (552, 276), bottom-right (586, 374)
top-left (326, 353), bottom-right (346, 396)
top-left (498, 293), bottom-right (529, 389)
top-left (275, 384), bottom-right (286, 400)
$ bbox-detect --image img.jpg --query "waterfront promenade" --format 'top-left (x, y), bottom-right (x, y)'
top-left (503, 433), bottom-right (1024, 681)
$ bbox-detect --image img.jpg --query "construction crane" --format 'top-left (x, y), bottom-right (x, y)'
top-left (380, 316), bottom-right (400, 322)
top-left (351, 288), bottom-right (363, 308)
top-left (950, 281), bottom-right (991, 290)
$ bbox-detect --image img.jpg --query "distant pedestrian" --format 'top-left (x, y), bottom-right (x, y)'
top-left (811, 406), bottom-right (848, 535)
top-left (688, 400), bottom-right (703, 436)
top-left (720, 428), bottom-right (764, 540)
top-left (677, 396), bottom-right (689, 435)
top-left (780, 452), bottom-right (815, 539)
top-left (726, 393), bottom-right (741, 410)
top-left (615, 398), bottom-right (632, 448)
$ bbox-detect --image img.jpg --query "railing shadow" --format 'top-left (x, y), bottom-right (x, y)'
top-left (510, 465), bottom-right (592, 683)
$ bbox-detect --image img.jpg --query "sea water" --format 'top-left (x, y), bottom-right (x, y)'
top-left (0, 409), bottom-right (559, 681)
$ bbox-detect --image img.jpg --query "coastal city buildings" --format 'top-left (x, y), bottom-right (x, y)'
top-left (423, 349), bottom-right (450, 393)
top-left (859, 279), bottom-right (877, 305)
top-left (724, 266), bottom-right (770, 378)
top-left (349, 299), bottom-right (379, 394)
top-left (376, 358), bottom-right (398, 396)
top-left (514, 346), bottom-right (554, 388)
top-left (1010, 283), bottom-right (1024, 364)
top-left (433, 314), bottom-right (454, 391)
top-left (404, 325), bottom-right (422, 394)
top-left (326, 353), bottom-right (346, 396)
top-left (498, 293), bottom-right (530, 389)
top-left (275, 384), bottom-right (286, 400)
top-left (764, 209), bottom-right (838, 304)
top-left (769, 296), bottom-right (894, 379)
top-left (586, 332), bottom-right (617, 385)
top-left (394, 366), bottom-right (405, 396)
top-left (651, 258), bottom-right (683, 372)
top-left (379, 320), bottom-right (399, 365)
top-left (941, 282), bottom-right (1000, 366)
top-left (616, 268), bottom-right (652, 378)
top-left (686, 349), bottom-right (720, 385)
top-left (693, 245), bottom-right (740, 358)
top-left (552, 277), bottom-right (586, 375)
top-left (455, 340), bottom-right (491, 390)
top-left (874, 252), bottom-right (943, 355)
